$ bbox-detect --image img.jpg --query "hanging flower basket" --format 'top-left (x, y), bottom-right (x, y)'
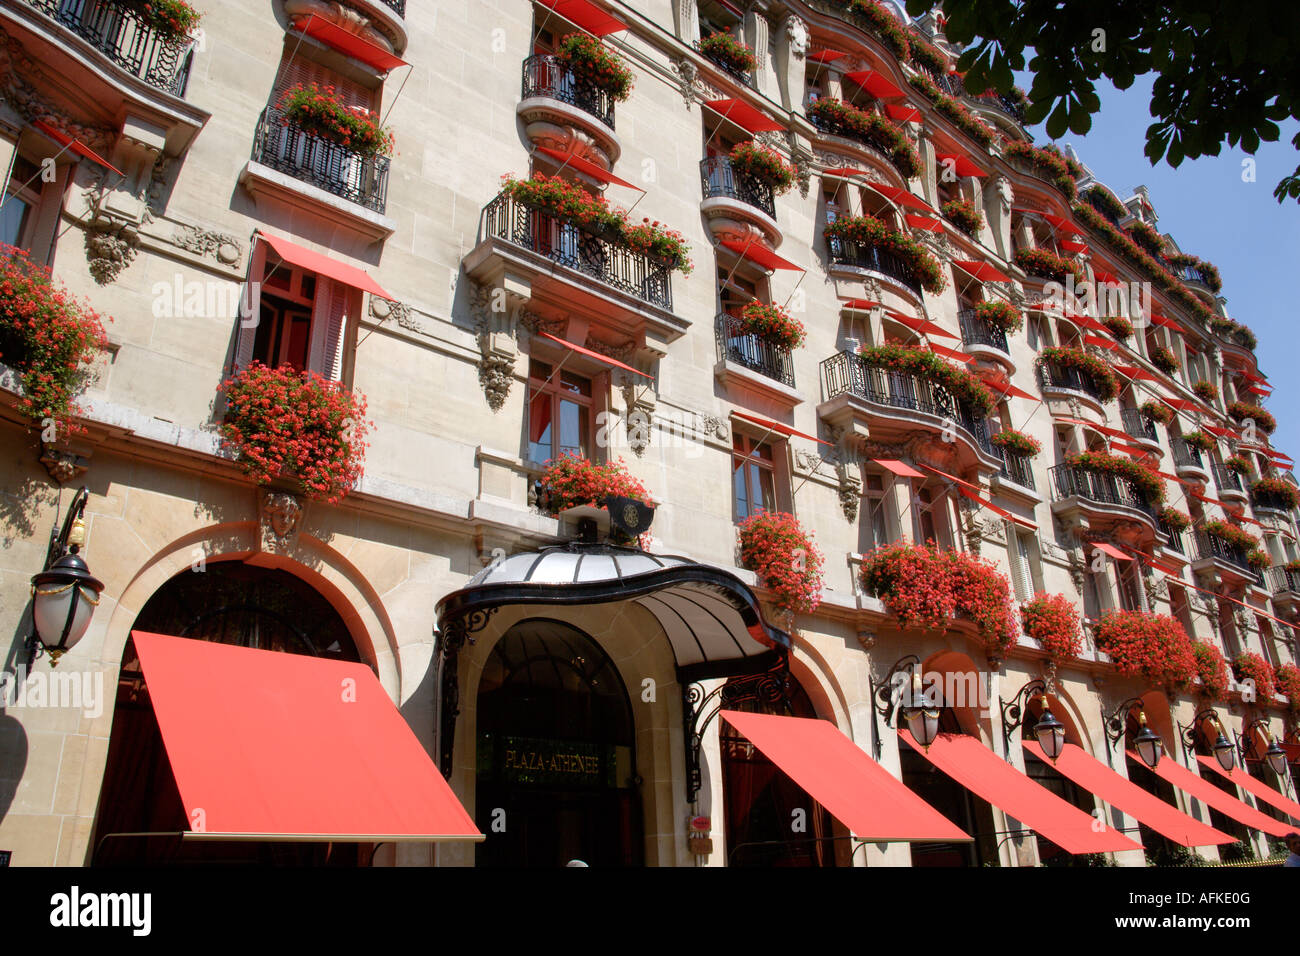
top-left (1140, 400), bottom-right (1173, 425)
top-left (738, 300), bottom-right (805, 349)
top-left (738, 511), bottom-right (824, 614)
top-left (1064, 450), bottom-right (1165, 504)
top-left (1149, 344), bottom-right (1179, 375)
top-left (124, 0), bottom-right (202, 40)
top-left (857, 343), bottom-right (995, 414)
top-left (218, 361), bottom-right (372, 504)
top-left (941, 198), bottom-right (983, 236)
top-left (1157, 506), bottom-right (1190, 533)
top-left (990, 429), bottom-right (1041, 457)
top-left (1275, 663), bottom-right (1300, 712)
top-left (824, 214), bottom-right (945, 292)
top-left (1232, 652), bottom-right (1276, 704)
top-left (1014, 247), bottom-right (1085, 286)
top-left (556, 33), bottom-right (634, 101)
top-left (1020, 592), bottom-right (1082, 662)
top-left (1192, 641), bottom-right (1230, 701)
top-left (806, 99), bottom-right (922, 179)
top-left (1227, 400), bottom-right (1276, 435)
top-left (699, 31), bottom-right (756, 73)
top-left (1191, 380), bottom-right (1219, 403)
top-left (278, 84), bottom-right (395, 156)
top-left (729, 141), bottom-right (796, 195)
top-left (1251, 477), bottom-right (1300, 509)
top-left (0, 243), bottom-right (109, 439)
top-left (1092, 610), bottom-right (1197, 689)
top-left (973, 299), bottom-right (1021, 332)
top-left (1037, 346), bottom-right (1120, 401)
top-left (859, 541), bottom-right (1017, 655)
top-left (1101, 315), bottom-right (1133, 340)
top-left (1223, 456), bottom-right (1250, 476)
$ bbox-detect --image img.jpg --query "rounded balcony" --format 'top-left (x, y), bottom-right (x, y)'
top-left (699, 156), bottom-right (782, 249)
top-left (518, 54), bottom-right (621, 168)
top-left (957, 309), bottom-right (1015, 374)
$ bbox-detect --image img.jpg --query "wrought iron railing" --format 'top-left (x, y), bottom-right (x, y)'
top-left (975, 90), bottom-right (1025, 124)
top-left (1171, 438), bottom-right (1204, 470)
top-left (1120, 408), bottom-right (1158, 443)
top-left (1038, 361), bottom-right (1106, 403)
top-left (1191, 531), bottom-right (1259, 580)
top-left (716, 313), bottom-right (795, 387)
top-left (821, 351), bottom-right (993, 455)
top-left (1264, 566), bottom-right (1300, 595)
top-left (825, 235), bottom-right (922, 296)
top-left (522, 54), bottom-right (616, 129)
top-left (999, 449), bottom-right (1036, 490)
top-left (1158, 519), bottom-right (1184, 554)
top-left (957, 309), bottom-right (1009, 353)
top-left (699, 156), bottom-right (776, 218)
top-left (251, 108), bottom-right (390, 213)
top-left (1174, 264), bottom-right (1215, 288)
top-left (695, 41), bottom-right (752, 85)
top-left (1084, 189), bottom-right (1123, 226)
top-left (1049, 464), bottom-right (1156, 520)
top-left (375, 0), bottom-right (406, 16)
top-left (24, 0), bottom-right (194, 95)
top-left (1252, 488), bottom-right (1296, 514)
top-left (807, 111), bottom-right (908, 176)
top-left (1212, 463), bottom-right (1244, 496)
top-left (481, 192), bottom-right (673, 310)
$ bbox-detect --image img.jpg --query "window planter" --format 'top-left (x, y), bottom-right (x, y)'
top-left (1232, 652), bottom-right (1276, 704)
top-left (990, 429), bottom-right (1041, 457)
top-left (1092, 610), bottom-right (1197, 689)
top-left (1037, 347), bottom-right (1119, 401)
top-left (1021, 593), bottom-right (1082, 662)
top-left (1192, 641), bottom-right (1230, 701)
top-left (1202, 520), bottom-right (1269, 569)
top-left (857, 343), bottom-right (995, 414)
top-left (1002, 140), bottom-right (1078, 198)
top-left (277, 84), bottom-right (394, 156)
top-left (824, 215), bottom-right (944, 293)
top-left (1101, 315), bottom-right (1133, 340)
top-left (941, 198), bottom-right (983, 236)
top-left (905, 73), bottom-right (996, 148)
top-left (841, 0), bottom-right (910, 59)
top-left (737, 301), bottom-right (805, 350)
top-left (1251, 477), bottom-right (1299, 510)
top-left (1140, 400), bottom-right (1173, 425)
top-left (555, 33), bottom-right (633, 102)
top-left (727, 141), bottom-right (796, 196)
top-left (806, 99), bottom-right (921, 179)
top-left (1149, 345), bottom-right (1179, 375)
top-left (1227, 400), bottom-right (1275, 435)
top-left (738, 511), bottom-right (824, 614)
top-left (698, 32), bottom-right (755, 76)
top-left (1062, 451), bottom-right (1165, 504)
top-left (973, 299), bottom-right (1021, 332)
top-left (1014, 247), bottom-right (1084, 286)
top-left (1191, 380), bottom-right (1218, 403)
top-left (1276, 663), bottom-right (1300, 713)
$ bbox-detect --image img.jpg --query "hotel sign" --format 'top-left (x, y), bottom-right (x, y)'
top-left (497, 735), bottom-right (614, 788)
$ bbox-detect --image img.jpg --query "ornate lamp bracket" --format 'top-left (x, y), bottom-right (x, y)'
top-left (434, 606), bottom-right (498, 778)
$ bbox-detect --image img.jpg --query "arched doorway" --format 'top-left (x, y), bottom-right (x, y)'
top-left (475, 619), bottom-right (643, 867)
top-left (92, 561), bottom-right (362, 866)
top-left (720, 674), bottom-right (839, 867)
top-left (1019, 696), bottom-right (1102, 866)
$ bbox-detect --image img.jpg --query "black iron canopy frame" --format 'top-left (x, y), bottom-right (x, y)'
top-left (999, 677), bottom-right (1048, 759)
top-left (1101, 696), bottom-right (1149, 768)
top-left (867, 653), bottom-right (921, 759)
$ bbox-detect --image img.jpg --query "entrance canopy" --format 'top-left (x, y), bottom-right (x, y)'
top-left (437, 543), bottom-right (790, 680)
top-left (723, 712), bottom-right (970, 843)
top-left (1134, 751), bottom-right (1295, 838)
top-left (131, 631), bottom-right (482, 842)
top-left (1194, 756), bottom-right (1300, 825)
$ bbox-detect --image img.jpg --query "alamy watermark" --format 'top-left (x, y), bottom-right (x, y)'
top-left (0, 666), bottom-right (103, 719)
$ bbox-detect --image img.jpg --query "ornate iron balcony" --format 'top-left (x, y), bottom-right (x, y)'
top-left (1120, 407), bottom-right (1158, 443)
top-left (1174, 264), bottom-right (1215, 287)
top-left (1264, 566), bottom-right (1300, 596)
top-left (1191, 531), bottom-right (1259, 580)
top-left (1252, 488), bottom-right (1296, 514)
top-left (821, 351), bottom-right (993, 455)
top-left (251, 108), bottom-right (390, 214)
top-left (975, 90), bottom-right (1025, 124)
top-left (807, 110), bottom-right (910, 178)
top-left (1171, 438), bottom-right (1204, 469)
top-left (825, 235), bottom-right (922, 296)
top-left (24, 0), bottom-right (194, 95)
top-left (481, 192), bottom-right (673, 310)
top-left (1049, 463), bottom-right (1156, 519)
top-left (715, 313), bottom-right (795, 387)
top-left (957, 309), bottom-right (1009, 354)
top-left (1211, 463), bottom-right (1244, 495)
top-left (1157, 519), bottom-right (1184, 554)
top-left (695, 41), bottom-right (752, 85)
top-left (375, 0), bottom-right (406, 16)
top-left (522, 54), bottom-right (615, 130)
top-left (998, 448), bottom-right (1036, 490)
top-left (700, 156), bottom-right (776, 218)
top-left (1038, 361), bottom-right (1106, 403)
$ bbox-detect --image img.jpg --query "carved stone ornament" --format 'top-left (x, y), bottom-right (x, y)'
top-left (672, 57), bottom-right (699, 105)
top-left (173, 224), bottom-right (243, 268)
top-left (39, 444), bottom-right (88, 484)
top-left (784, 15), bottom-right (810, 59)
top-left (260, 491), bottom-right (303, 550)
top-left (84, 217), bottom-right (140, 285)
top-left (0, 27), bottom-right (114, 150)
top-left (699, 414), bottom-right (728, 440)
top-left (478, 352), bottom-right (514, 412)
top-left (836, 462), bottom-right (860, 522)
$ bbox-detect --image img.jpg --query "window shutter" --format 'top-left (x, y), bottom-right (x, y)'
top-left (308, 278), bottom-right (351, 381)
top-left (233, 239), bottom-right (267, 370)
top-left (1007, 524), bottom-right (1029, 601)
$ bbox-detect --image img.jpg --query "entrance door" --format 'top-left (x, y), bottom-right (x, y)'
top-left (475, 619), bottom-right (642, 867)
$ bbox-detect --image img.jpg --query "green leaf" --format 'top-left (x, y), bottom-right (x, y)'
top-left (1046, 101), bottom-right (1070, 139)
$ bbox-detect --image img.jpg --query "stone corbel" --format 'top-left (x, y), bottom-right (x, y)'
top-left (835, 461), bottom-right (860, 522)
top-left (39, 442), bottom-right (90, 484)
top-left (259, 491), bottom-right (304, 553)
top-left (619, 382), bottom-right (655, 457)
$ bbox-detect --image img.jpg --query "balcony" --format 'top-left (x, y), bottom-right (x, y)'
top-left (1174, 264), bottom-right (1215, 290)
top-left (1158, 519), bottom-right (1185, 556)
top-left (998, 448), bottom-right (1036, 491)
top-left (818, 351), bottom-right (1000, 472)
top-left (1211, 463), bottom-right (1247, 503)
top-left (1190, 531), bottom-right (1260, 587)
top-left (696, 41), bottom-right (752, 86)
top-left (826, 236), bottom-right (923, 298)
top-left (1264, 567), bottom-right (1300, 611)
top-left (1120, 408), bottom-right (1159, 446)
top-left (973, 90), bottom-right (1025, 125)
top-left (1038, 361), bottom-right (1107, 407)
top-left (519, 54), bottom-right (621, 171)
top-left (698, 156), bottom-right (781, 248)
top-left (1172, 438), bottom-right (1210, 484)
top-left (1050, 463), bottom-right (1158, 525)
top-left (807, 111), bottom-right (910, 179)
top-left (464, 191), bottom-right (687, 355)
top-left (375, 0), bottom-right (405, 15)
top-left (700, 156), bottom-right (775, 218)
top-left (714, 314), bottom-right (798, 402)
top-left (957, 309), bottom-right (1011, 366)
top-left (1252, 488), bottom-right (1296, 517)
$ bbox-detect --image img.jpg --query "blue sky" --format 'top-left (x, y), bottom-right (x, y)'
top-left (1018, 73), bottom-right (1300, 463)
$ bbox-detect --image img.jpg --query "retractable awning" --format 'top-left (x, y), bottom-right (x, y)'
top-left (130, 632), bottom-right (482, 842)
top-left (534, 146), bottom-right (641, 190)
top-left (256, 232), bottom-right (393, 299)
top-left (862, 181), bottom-right (933, 212)
top-left (807, 48), bottom-right (847, 63)
top-left (893, 313), bottom-right (958, 340)
top-left (953, 260), bottom-right (1011, 283)
top-left (719, 238), bottom-right (803, 271)
top-left (935, 153), bottom-right (987, 178)
top-left (1090, 542), bottom-right (1132, 562)
top-left (884, 103), bottom-right (923, 123)
top-left (32, 119), bottom-right (123, 176)
top-left (1023, 742), bottom-right (1234, 848)
top-left (843, 70), bottom-right (905, 99)
top-left (1136, 751), bottom-right (1296, 837)
top-left (703, 99), bottom-right (784, 133)
top-left (875, 458), bottom-right (925, 478)
top-left (732, 411), bottom-right (831, 446)
top-left (291, 14), bottom-right (408, 72)
top-left (902, 731), bottom-right (1142, 853)
top-left (722, 712), bottom-right (971, 843)
top-left (537, 331), bottom-right (651, 377)
top-left (536, 0), bottom-right (627, 35)
top-left (1194, 756), bottom-right (1300, 824)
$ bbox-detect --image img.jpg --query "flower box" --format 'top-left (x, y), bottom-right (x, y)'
top-left (1002, 140), bottom-right (1078, 199)
top-left (1276, 663), bottom-right (1300, 713)
top-left (973, 299), bottom-right (1021, 332)
top-left (1037, 346), bottom-right (1120, 401)
top-left (1092, 610), bottom-right (1197, 688)
top-left (1083, 185), bottom-right (1129, 222)
top-left (1181, 430), bottom-right (1216, 454)
top-left (738, 511), bottom-right (824, 613)
top-left (535, 454), bottom-right (653, 547)
top-left (124, 0), bottom-right (201, 40)
top-left (1224, 456), bottom-right (1250, 476)
top-left (1191, 380), bottom-right (1219, 403)
top-left (699, 31), bottom-right (756, 73)
top-left (1125, 219), bottom-right (1166, 259)
top-left (941, 198), bottom-right (983, 236)
top-left (845, 0), bottom-right (911, 59)
top-left (1251, 477), bottom-right (1300, 509)
top-left (556, 33), bottom-right (634, 101)
top-left (1014, 247), bottom-right (1084, 286)
top-left (1140, 400), bottom-right (1173, 425)
top-left (1157, 506), bottom-right (1190, 533)
top-left (1202, 519), bottom-right (1268, 568)
top-left (1192, 641), bottom-right (1230, 701)
top-left (807, 99), bottom-right (921, 178)
top-left (1232, 651), bottom-right (1276, 704)
top-left (1063, 450), bottom-right (1165, 503)
top-left (857, 343), bottom-right (995, 414)
top-left (990, 428), bottom-right (1041, 457)
top-left (1227, 400), bottom-right (1275, 435)
top-left (278, 84), bottom-right (394, 156)
top-left (1020, 592), bottom-right (1082, 662)
top-left (905, 73), bottom-right (996, 147)
top-left (219, 362), bottom-right (371, 504)
top-left (738, 300), bottom-right (805, 350)
top-left (823, 214), bottom-right (944, 292)
top-left (0, 243), bottom-right (109, 439)
top-left (1149, 344), bottom-right (1179, 375)
top-left (907, 35), bottom-right (947, 74)
top-left (1101, 315), bottom-right (1133, 340)
top-left (729, 141), bottom-right (796, 195)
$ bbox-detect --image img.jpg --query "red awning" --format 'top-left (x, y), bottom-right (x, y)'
top-left (257, 232), bottom-right (393, 299)
top-left (884, 103), bottom-right (923, 123)
top-left (32, 119), bottom-right (123, 176)
top-left (536, 0), bottom-right (627, 35)
top-left (902, 731), bottom-right (1142, 854)
top-left (928, 343), bottom-right (974, 364)
top-left (874, 458), bottom-right (925, 478)
top-left (1083, 334), bottom-right (1121, 352)
top-left (807, 48), bottom-right (847, 63)
top-left (919, 463), bottom-right (979, 492)
top-left (843, 70), bottom-right (905, 99)
top-left (1092, 268), bottom-right (1121, 286)
top-left (1042, 213), bottom-right (1083, 237)
top-left (981, 374), bottom-right (1038, 402)
top-left (1023, 742), bottom-right (1234, 848)
top-left (703, 98), bottom-right (784, 133)
top-left (1063, 313), bottom-right (1109, 334)
top-left (1270, 451), bottom-right (1294, 464)
top-left (905, 214), bottom-right (945, 232)
top-left (722, 712), bottom-right (971, 842)
top-left (292, 14), bottom-right (408, 71)
top-left (538, 331), bottom-right (651, 378)
top-left (841, 298), bottom-right (882, 311)
top-left (934, 153), bottom-right (987, 178)
top-left (822, 166), bottom-right (868, 180)
top-left (1239, 370), bottom-right (1268, 385)
top-left (732, 410), bottom-right (831, 446)
top-left (1246, 385), bottom-right (1272, 396)
top-left (893, 314), bottom-right (958, 340)
top-left (863, 181), bottom-right (933, 212)
top-left (1059, 239), bottom-right (1090, 255)
top-left (1150, 312), bottom-right (1180, 331)
top-left (131, 632), bottom-right (482, 842)
top-left (1112, 364), bottom-right (1161, 383)
top-left (534, 146), bottom-right (641, 190)
top-left (719, 238), bottom-right (803, 271)
top-left (1139, 751), bottom-right (1295, 837)
top-left (953, 260), bottom-right (1011, 283)
top-left (1164, 398), bottom-right (1200, 412)
top-left (958, 486), bottom-right (1037, 530)
top-left (1091, 542), bottom-right (1132, 562)
top-left (1203, 425), bottom-right (1240, 439)
top-left (1195, 757), bottom-right (1300, 824)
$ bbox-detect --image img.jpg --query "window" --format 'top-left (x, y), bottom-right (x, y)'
top-left (1112, 559), bottom-right (1142, 611)
top-left (1168, 583), bottom-right (1196, 639)
top-left (732, 432), bottom-right (777, 521)
top-left (862, 471), bottom-right (890, 551)
top-left (1, 155), bottom-right (40, 250)
top-left (911, 485), bottom-right (951, 548)
top-left (1008, 527), bottom-right (1042, 602)
top-left (528, 358), bottom-right (594, 464)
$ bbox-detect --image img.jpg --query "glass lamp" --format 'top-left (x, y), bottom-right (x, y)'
top-left (1034, 701), bottom-right (1066, 760)
top-left (1132, 711), bottom-right (1163, 769)
top-left (29, 518), bottom-right (103, 665)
